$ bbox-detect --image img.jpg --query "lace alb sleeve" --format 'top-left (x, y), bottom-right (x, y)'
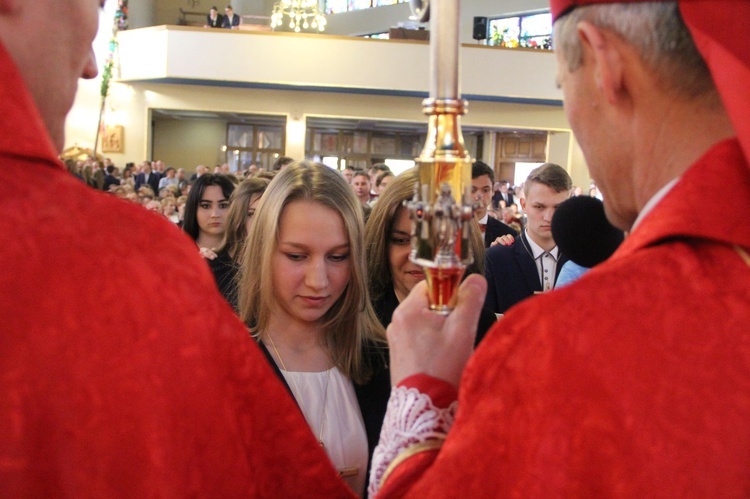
top-left (368, 385), bottom-right (458, 497)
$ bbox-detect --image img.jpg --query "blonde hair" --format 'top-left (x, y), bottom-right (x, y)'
top-left (238, 161), bottom-right (385, 384)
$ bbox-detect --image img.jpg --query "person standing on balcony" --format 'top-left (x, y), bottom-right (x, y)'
top-left (222, 5), bottom-right (240, 29)
top-left (205, 6), bottom-right (223, 28)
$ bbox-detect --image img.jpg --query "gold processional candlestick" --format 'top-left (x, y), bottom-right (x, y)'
top-left (407, 0), bottom-right (474, 314)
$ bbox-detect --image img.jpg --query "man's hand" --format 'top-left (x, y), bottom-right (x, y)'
top-left (387, 274), bottom-right (487, 388)
top-left (490, 234), bottom-right (515, 247)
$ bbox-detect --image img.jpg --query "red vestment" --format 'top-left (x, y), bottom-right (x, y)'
top-left (0, 43), bottom-right (352, 497)
top-left (379, 138), bottom-right (750, 496)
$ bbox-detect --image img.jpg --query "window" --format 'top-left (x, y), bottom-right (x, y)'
top-left (226, 121), bottom-right (285, 172)
top-left (306, 128), bottom-right (422, 171)
top-left (488, 12), bottom-right (552, 50)
top-left (324, 0), bottom-right (406, 14)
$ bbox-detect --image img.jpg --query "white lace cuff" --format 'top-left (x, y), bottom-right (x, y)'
top-left (368, 385), bottom-right (457, 497)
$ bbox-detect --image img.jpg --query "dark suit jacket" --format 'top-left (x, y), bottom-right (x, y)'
top-left (206, 14), bottom-right (223, 28)
top-left (492, 191), bottom-right (514, 209)
top-left (222, 13), bottom-right (240, 28)
top-left (103, 174), bottom-right (120, 191)
top-left (135, 172), bottom-right (161, 193)
top-left (483, 216), bottom-right (517, 248)
top-left (372, 287), bottom-right (497, 347)
top-left (484, 231), bottom-right (569, 314)
top-left (258, 340), bottom-right (389, 495)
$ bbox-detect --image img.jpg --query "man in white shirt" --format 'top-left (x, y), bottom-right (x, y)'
top-left (472, 161), bottom-right (517, 248)
top-left (483, 163), bottom-right (571, 314)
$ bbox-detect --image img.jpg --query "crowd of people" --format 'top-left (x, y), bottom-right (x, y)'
top-left (3, 0), bottom-right (749, 496)
top-left (66, 151), bottom-right (607, 248)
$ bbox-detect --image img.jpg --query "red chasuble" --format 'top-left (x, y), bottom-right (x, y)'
top-left (379, 138), bottom-right (750, 496)
top-left (376, 2), bottom-right (750, 495)
top-left (0, 42), bottom-right (352, 498)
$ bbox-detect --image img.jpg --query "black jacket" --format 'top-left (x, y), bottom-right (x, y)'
top-left (484, 231), bottom-right (569, 314)
top-left (483, 216), bottom-right (518, 248)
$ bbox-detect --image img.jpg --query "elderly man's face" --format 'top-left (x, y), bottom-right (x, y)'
top-left (10, 0), bottom-right (101, 151)
top-left (555, 34), bottom-right (633, 230)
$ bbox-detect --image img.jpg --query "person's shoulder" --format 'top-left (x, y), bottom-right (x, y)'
top-left (485, 238), bottom-right (518, 259)
top-left (487, 216), bottom-right (517, 236)
top-left (38, 166), bottom-right (190, 252)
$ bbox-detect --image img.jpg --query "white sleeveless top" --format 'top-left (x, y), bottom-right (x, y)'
top-left (281, 367), bottom-right (369, 497)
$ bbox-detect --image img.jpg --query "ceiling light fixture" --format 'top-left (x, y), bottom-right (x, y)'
top-left (270, 0), bottom-right (327, 33)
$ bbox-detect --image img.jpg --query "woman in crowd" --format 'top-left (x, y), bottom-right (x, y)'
top-left (182, 173), bottom-right (235, 250)
top-left (120, 164), bottom-right (135, 188)
top-left (238, 162), bottom-right (388, 497)
top-left (364, 169), bottom-right (498, 342)
top-left (161, 198), bottom-right (180, 225)
top-left (204, 176), bottom-right (270, 310)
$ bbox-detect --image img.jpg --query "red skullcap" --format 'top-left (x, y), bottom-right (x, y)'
top-left (549, 0), bottom-right (750, 165)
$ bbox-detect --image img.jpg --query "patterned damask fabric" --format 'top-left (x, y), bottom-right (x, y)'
top-left (0, 42), bottom-right (351, 498)
top-left (375, 139), bottom-right (750, 497)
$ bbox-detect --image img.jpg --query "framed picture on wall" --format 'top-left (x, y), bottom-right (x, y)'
top-left (102, 125), bottom-right (124, 153)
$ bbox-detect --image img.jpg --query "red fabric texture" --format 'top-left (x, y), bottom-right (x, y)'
top-left (550, 0), bottom-right (655, 20)
top-left (378, 451), bottom-right (439, 498)
top-left (680, 1), bottom-right (750, 167)
top-left (378, 139), bottom-right (750, 497)
top-left (0, 42), bottom-right (352, 498)
top-left (399, 374), bottom-right (457, 409)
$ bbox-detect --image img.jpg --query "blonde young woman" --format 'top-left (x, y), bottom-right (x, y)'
top-left (238, 162), bottom-right (388, 497)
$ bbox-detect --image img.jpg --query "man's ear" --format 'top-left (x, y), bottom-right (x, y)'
top-left (576, 20), bottom-right (627, 106)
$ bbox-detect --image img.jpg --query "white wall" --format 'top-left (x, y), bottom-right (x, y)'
top-left (115, 27), bottom-right (561, 102)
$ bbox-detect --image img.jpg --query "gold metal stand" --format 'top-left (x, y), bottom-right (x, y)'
top-left (407, 0), bottom-right (474, 314)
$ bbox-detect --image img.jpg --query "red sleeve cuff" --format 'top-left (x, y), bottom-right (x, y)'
top-left (398, 374), bottom-right (457, 409)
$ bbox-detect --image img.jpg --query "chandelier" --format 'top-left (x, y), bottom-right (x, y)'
top-left (270, 0), bottom-right (327, 33)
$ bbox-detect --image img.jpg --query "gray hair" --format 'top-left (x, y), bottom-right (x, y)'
top-left (553, 3), bottom-right (713, 98)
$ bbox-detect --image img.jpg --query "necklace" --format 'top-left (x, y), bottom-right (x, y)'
top-left (266, 333), bottom-right (330, 448)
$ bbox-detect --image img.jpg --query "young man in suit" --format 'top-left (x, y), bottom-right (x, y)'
top-left (483, 163), bottom-right (571, 314)
top-left (472, 161), bottom-right (517, 248)
top-left (134, 161), bottom-right (160, 193)
top-left (492, 179), bottom-right (514, 209)
top-left (222, 5), bottom-right (240, 29)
